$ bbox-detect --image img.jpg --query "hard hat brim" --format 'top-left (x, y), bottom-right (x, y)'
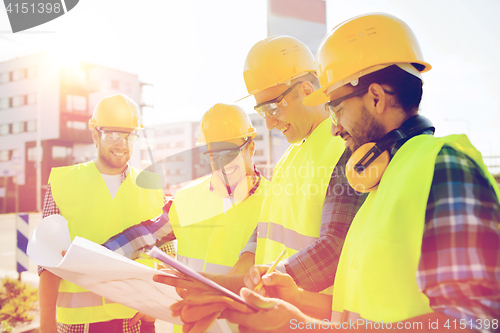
top-left (234, 93), bottom-right (252, 103)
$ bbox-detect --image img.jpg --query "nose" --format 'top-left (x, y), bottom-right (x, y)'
top-left (116, 137), bottom-right (129, 147)
top-left (265, 116), bottom-right (278, 130)
top-left (331, 122), bottom-right (343, 137)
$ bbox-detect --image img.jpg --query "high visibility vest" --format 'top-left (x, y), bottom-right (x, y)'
top-left (170, 174), bottom-right (270, 274)
top-left (255, 119), bottom-right (345, 278)
top-left (50, 161), bottom-right (163, 325)
top-left (332, 135), bottom-right (500, 323)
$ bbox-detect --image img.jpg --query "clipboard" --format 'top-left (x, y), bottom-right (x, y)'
top-left (148, 247), bottom-right (259, 311)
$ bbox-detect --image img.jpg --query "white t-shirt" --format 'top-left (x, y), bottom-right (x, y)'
top-left (101, 174), bottom-right (122, 199)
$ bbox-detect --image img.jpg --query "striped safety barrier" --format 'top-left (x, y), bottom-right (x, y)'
top-left (16, 213), bottom-right (30, 274)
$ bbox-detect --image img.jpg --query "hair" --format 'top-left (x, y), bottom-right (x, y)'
top-left (355, 65), bottom-right (423, 115)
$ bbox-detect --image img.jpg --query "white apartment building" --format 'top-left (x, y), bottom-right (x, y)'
top-left (0, 52), bottom-right (144, 213)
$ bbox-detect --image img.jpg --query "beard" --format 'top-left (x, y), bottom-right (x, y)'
top-left (98, 144), bottom-right (129, 169)
top-left (344, 105), bottom-right (386, 152)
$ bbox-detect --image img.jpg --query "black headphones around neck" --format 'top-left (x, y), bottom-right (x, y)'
top-left (346, 115), bottom-right (435, 193)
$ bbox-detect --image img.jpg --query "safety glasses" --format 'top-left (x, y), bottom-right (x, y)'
top-left (325, 88), bottom-right (394, 125)
top-left (202, 140), bottom-right (251, 169)
top-left (97, 128), bottom-right (139, 145)
top-left (325, 88), bottom-right (369, 126)
top-left (254, 82), bottom-right (302, 118)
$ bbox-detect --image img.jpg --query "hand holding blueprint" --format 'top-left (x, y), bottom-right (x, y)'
top-left (27, 215), bottom-right (182, 325)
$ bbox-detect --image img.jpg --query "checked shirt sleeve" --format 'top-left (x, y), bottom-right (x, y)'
top-left (38, 183), bottom-right (61, 276)
top-left (418, 145), bottom-right (500, 332)
top-left (42, 183), bottom-right (60, 218)
top-left (102, 199), bottom-right (177, 260)
top-left (283, 150), bottom-right (368, 292)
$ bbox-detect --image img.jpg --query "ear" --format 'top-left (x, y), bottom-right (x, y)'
top-left (92, 129), bottom-right (99, 148)
top-left (367, 83), bottom-right (387, 115)
top-left (248, 140), bottom-right (256, 157)
top-left (300, 81), bottom-right (315, 96)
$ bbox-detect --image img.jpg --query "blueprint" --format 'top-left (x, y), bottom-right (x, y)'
top-left (27, 215), bottom-right (183, 325)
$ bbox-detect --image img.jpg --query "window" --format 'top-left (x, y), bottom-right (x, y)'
top-left (66, 121), bottom-right (87, 130)
top-left (167, 169), bottom-right (184, 176)
top-left (111, 80), bottom-right (119, 90)
top-left (0, 97), bottom-right (8, 109)
top-left (67, 95), bottom-right (87, 112)
top-left (0, 73), bottom-right (8, 84)
top-left (12, 69), bottom-right (26, 81)
top-left (52, 146), bottom-right (72, 159)
top-left (27, 120), bottom-right (36, 132)
top-left (175, 142), bottom-right (184, 148)
top-left (166, 155), bottom-right (184, 162)
top-left (255, 149), bottom-right (264, 156)
top-left (12, 122), bottom-right (24, 134)
top-left (0, 150), bottom-right (9, 162)
top-left (0, 124), bottom-right (9, 135)
top-left (253, 119), bottom-right (264, 126)
top-left (12, 95), bottom-right (25, 107)
top-left (255, 134), bottom-right (263, 141)
top-left (28, 146), bottom-right (43, 161)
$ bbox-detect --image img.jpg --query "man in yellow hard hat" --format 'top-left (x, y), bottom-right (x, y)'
top-left (100, 103), bottom-right (270, 332)
top-left (38, 94), bottom-right (165, 333)
top-left (215, 13), bottom-right (500, 332)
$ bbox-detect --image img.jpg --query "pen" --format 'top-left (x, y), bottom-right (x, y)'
top-left (254, 249), bottom-right (287, 293)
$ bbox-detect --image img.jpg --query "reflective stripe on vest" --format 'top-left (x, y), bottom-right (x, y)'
top-left (57, 292), bottom-right (116, 308)
top-left (332, 134), bottom-right (500, 323)
top-left (50, 162), bottom-right (163, 324)
top-left (256, 222), bottom-right (317, 251)
top-left (171, 175), bottom-right (269, 274)
top-left (255, 119), bottom-right (345, 274)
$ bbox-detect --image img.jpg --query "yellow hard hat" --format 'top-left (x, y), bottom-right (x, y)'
top-left (240, 35), bottom-right (316, 100)
top-left (198, 104), bottom-right (257, 144)
top-left (304, 13), bottom-right (432, 106)
top-left (89, 94), bottom-right (143, 130)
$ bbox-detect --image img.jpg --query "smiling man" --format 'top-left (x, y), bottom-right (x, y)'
top-left (38, 94), bottom-right (164, 333)
top-left (234, 35), bottom-right (367, 297)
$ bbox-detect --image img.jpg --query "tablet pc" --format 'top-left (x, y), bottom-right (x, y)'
top-left (148, 246), bottom-right (259, 311)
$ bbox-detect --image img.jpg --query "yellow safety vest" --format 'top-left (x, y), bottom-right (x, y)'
top-left (170, 174), bottom-right (270, 274)
top-left (332, 134), bottom-right (500, 323)
top-left (50, 161), bottom-right (163, 325)
top-left (255, 119), bottom-right (344, 276)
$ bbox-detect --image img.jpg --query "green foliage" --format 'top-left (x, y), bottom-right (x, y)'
top-left (0, 277), bottom-right (38, 333)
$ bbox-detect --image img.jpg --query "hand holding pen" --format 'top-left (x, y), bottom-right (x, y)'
top-left (254, 249), bottom-right (287, 293)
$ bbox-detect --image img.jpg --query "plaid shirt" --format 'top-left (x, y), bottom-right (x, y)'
top-left (281, 149), bottom-right (368, 292)
top-left (416, 144), bottom-right (500, 331)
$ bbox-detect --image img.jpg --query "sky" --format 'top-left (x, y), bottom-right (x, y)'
top-left (0, 0), bottom-right (499, 160)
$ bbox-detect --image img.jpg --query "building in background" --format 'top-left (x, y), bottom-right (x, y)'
top-left (267, 0), bottom-right (326, 54)
top-left (0, 52), bottom-right (144, 213)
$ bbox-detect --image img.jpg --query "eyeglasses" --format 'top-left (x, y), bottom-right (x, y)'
top-left (202, 140), bottom-right (251, 169)
top-left (97, 128), bottom-right (139, 145)
top-left (325, 88), bottom-right (395, 125)
top-left (254, 82), bottom-right (302, 118)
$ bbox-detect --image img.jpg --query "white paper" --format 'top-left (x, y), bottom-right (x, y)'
top-left (27, 215), bottom-right (182, 325)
